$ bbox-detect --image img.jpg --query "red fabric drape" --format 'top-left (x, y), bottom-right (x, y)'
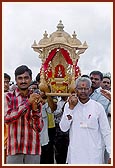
top-left (60, 48), bottom-right (73, 65)
top-left (43, 48), bottom-right (57, 71)
top-left (75, 59), bottom-right (80, 77)
top-left (43, 48), bottom-right (73, 72)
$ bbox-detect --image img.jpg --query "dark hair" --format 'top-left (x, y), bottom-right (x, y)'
top-left (103, 76), bottom-right (111, 84)
top-left (36, 73), bottom-right (40, 82)
top-left (81, 74), bottom-right (89, 78)
top-left (90, 71), bottom-right (103, 81)
top-left (15, 65), bottom-right (32, 78)
top-left (29, 80), bottom-right (38, 88)
top-left (4, 73), bottom-right (11, 81)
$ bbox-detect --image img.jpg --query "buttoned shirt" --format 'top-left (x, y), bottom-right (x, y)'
top-left (59, 99), bottom-right (111, 164)
top-left (4, 88), bottom-right (43, 155)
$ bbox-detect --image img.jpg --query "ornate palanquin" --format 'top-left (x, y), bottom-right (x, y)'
top-left (31, 20), bottom-right (88, 96)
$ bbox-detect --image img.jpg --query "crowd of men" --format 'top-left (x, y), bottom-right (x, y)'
top-left (4, 65), bottom-right (111, 165)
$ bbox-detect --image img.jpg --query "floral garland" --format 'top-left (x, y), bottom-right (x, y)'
top-left (51, 81), bottom-right (68, 93)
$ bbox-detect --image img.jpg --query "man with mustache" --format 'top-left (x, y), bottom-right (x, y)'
top-left (101, 76), bottom-right (111, 91)
top-left (59, 77), bottom-right (111, 164)
top-left (4, 65), bottom-right (43, 164)
top-left (89, 71), bottom-right (111, 164)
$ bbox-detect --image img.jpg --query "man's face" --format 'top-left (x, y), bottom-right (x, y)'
top-left (76, 81), bottom-right (91, 100)
top-left (4, 78), bottom-right (10, 92)
top-left (29, 84), bottom-right (38, 94)
top-left (15, 71), bottom-right (32, 90)
top-left (101, 78), bottom-right (111, 90)
top-left (90, 74), bottom-right (102, 89)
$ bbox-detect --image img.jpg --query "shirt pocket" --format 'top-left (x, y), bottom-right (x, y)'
top-left (87, 117), bottom-right (98, 130)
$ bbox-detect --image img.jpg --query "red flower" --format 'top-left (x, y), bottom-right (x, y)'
top-left (63, 82), bottom-right (68, 86)
top-left (51, 81), bottom-right (56, 85)
top-left (57, 90), bottom-right (62, 93)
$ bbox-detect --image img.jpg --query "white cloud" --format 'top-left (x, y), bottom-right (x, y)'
top-left (2, 2), bottom-right (113, 81)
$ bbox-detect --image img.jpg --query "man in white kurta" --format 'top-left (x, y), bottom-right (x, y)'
top-left (59, 77), bottom-right (111, 164)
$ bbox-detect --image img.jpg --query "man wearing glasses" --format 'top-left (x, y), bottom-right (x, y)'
top-left (59, 77), bottom-right (111, 164)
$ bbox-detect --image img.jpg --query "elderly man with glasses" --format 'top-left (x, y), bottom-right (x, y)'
top-left (59, 77), bottom-right (111, 164)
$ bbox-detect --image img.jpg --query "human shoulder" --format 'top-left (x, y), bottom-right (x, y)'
top-left (88, 99), bottom-right (106, 119)
top-left (4, 90), bottom-right (15, 96)
top-left (90, 98), bottom-right (105, 108)
top-left (94, 87), bottom-right (110, 104)
top-left (5, 88), bottom-right (19, 100)
top-left (64, 101), bottom-right (69, 108)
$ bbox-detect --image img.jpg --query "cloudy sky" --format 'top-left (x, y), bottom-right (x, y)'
top-left (2, 2), bottom-right (113, 82)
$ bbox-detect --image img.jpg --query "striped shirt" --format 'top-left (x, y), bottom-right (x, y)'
top-left (4, 88), bottom-right (43, 155)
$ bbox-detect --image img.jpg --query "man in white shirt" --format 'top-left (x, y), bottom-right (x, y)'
top-left (59, 77), bottom-right (111, 164)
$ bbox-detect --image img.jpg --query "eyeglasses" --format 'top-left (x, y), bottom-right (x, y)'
top-left (4, 81), bottom-right (10, 84)
top-left (77, 88), bottom-right (90, 91)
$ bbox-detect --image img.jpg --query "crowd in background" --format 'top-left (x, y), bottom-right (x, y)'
top-left (4, 65), bottom-right (111, 164)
